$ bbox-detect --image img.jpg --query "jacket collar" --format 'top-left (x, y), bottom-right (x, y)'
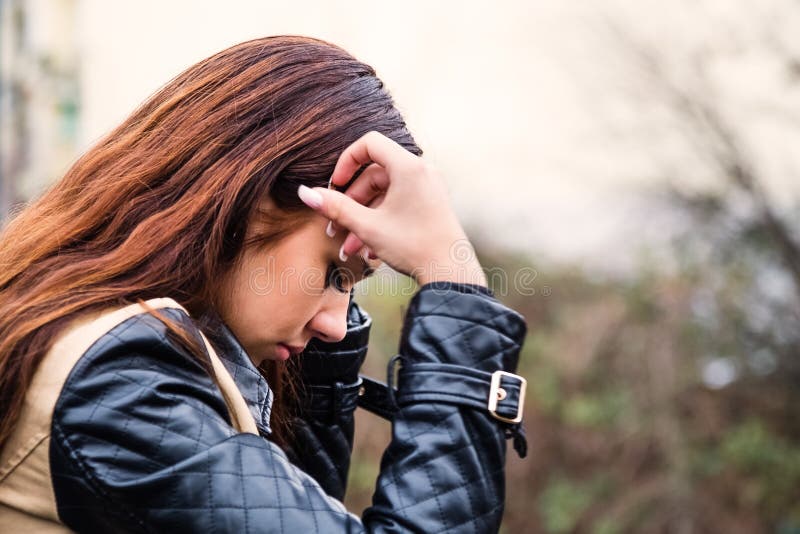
top-left (198, 312), bottom-right (273, 436)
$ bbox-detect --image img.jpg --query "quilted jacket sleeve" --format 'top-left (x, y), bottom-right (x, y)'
top-left (284, 292), bottom-right (371, 501)
top-left (49, 281), bottom-right (527, 533)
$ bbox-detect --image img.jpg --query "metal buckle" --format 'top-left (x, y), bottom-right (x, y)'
top-left (488, 370), bottom-right (526, 424)
top-left (385, 354), bottom-right (402, 409)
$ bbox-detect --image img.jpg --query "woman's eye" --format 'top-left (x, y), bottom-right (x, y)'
top-left (326, 262), bottom-right (349, 293)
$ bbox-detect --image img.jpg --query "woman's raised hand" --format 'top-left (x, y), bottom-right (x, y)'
top-left (296, 131), bottom-right (487, 288)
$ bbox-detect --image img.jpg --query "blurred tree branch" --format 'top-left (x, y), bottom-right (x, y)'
top-left (609, 21), bottom-right (800, 305)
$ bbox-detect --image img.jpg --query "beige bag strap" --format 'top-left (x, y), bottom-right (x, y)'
top-left (0, 297), bottom-right (258, 529)
top-left (194, 329), bottom-right (260, 435)
top-left (141, 299), bottom-right (260, 435)
top-left (0, 298), bottom-right (259, 482)
top-left (32, 297), bottom-right (259, 436)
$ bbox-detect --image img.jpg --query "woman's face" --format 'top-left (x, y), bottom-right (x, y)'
top-left (217, 197), bottom-right (379, 366)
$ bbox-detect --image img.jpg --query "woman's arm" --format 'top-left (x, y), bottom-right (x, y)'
top-left (50, 283), bottom-right (526, 532)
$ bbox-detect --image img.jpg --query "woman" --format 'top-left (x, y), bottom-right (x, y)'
top-left (0, 35), bottom-right (528, 532)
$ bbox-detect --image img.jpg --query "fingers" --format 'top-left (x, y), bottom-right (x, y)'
top-left (338, 194), bottom-right (385, 260)
top-left (329, 131), bottom-right (415, 188)
top-left (339, 233), bottom-right (364, 261)
top-left (338, 194), bottom-right (386, 261)
top-left (327, 163), bottom-right (389, 237)
top-left (341, 163), bottom-right (390, 205)
top-left (297, 185), bottom-right (374, 240)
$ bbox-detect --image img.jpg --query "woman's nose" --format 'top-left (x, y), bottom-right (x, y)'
top-left (308, 298), bottom-right (349, 343)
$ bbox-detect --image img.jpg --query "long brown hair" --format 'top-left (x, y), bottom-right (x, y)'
top-left (0, 35), bottom-right (421, 449)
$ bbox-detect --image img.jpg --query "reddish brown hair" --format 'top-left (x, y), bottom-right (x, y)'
top-left (0, 35), bottom-right (421, 448)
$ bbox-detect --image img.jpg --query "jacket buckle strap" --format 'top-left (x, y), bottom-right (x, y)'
top-left (487, 371), bottom-right (526, 424)
top-left (304, 379), bottom-right (362, 422)
top-left (356, 375), bottom-right (398, 421)
top-left (394, 363), bottom-right (524, 422)
top-left (385, 354), bottom-right (402, 411)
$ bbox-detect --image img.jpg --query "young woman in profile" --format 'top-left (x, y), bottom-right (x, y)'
top-left (0, 36), bottom-right (528, 533)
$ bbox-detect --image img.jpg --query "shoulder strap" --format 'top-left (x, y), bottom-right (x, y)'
top-left (0, 298), bottom-right (258, 527)
top-left (139, 299), bottom-right (259, 435)
top-left (42, 297), bottom-right (258, 435)
top-left (194, 329), bottom-right (259, 435)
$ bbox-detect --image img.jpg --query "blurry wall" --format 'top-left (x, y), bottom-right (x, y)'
top-left (0, 0), bottom-right (79, 214)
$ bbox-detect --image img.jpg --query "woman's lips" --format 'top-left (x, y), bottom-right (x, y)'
top-left (284, 343), bottom-right (306, 354)
top-left (276, 343), bottom-right (305, 360)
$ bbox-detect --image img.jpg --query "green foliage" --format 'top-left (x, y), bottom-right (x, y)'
top-left (346, 454), bottom-right (380, 499)
top-left (520, 333), bottom-right (562, 414)
top-left (592, 518), bottom-right (623, 534)
top-left (718, 419), bottom-right (800, 515)
top-left (562, 389), bottom-right (630, 429)
top-left (538, 474), bottom-right (610, 533)
top-left (345, 240), bottom-right (800, 532)
top-left (530, 364), bottom-right (562, 415)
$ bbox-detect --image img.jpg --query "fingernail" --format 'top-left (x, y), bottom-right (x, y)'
top-left (326, 221), bottom-right (336, 237)
top-left (339, 244), bottom-right (348, 262)
top-left (297, 185), bottom-right (323, 209)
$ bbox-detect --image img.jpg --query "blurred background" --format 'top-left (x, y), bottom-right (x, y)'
top-left (2, 0), bottom-right (799, 532)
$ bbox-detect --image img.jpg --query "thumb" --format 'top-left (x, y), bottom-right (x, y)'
top-left (297, 185), bottom-right (375, 237)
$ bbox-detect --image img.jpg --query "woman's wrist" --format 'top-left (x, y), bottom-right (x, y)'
top-left (413, 259), bottom-right (488, 288)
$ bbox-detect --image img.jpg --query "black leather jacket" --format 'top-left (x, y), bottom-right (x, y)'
top-left (49, 281), bottom-right (528, 532)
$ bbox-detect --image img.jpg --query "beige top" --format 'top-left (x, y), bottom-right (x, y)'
top-left (0, 298), bottom-right (258, 532)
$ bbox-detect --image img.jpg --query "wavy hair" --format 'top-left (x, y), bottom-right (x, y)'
top-left (0, 35), bottom-right (422, 448)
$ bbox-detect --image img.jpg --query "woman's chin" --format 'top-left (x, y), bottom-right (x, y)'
top-left (273, 343), bottom-right (291, 361)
